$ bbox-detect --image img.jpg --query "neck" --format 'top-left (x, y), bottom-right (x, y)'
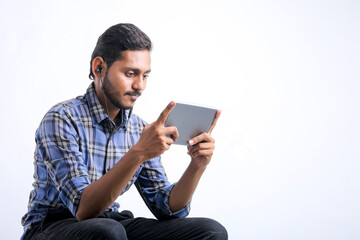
top-left (104, 98), bottom-right (120, 122)
top-left (94, 81), bottom-right (120, 121)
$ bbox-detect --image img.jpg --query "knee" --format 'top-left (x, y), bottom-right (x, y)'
top-left (198, 218), bottom-right (228, 240)
top-left (82, 218), bottom-right (127, 240)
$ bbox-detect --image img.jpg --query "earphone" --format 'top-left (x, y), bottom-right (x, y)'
top-left (96, 65), bottom-right (134, 124)
top-left (96, 66), bottom-right (111, 118)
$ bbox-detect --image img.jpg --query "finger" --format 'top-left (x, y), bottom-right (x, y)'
top-left (208, 109), bottom-right (221, 134)
top-left (188, 141), bottom-right (214, 155)
top-left (189, 148), bottom-right (214, 159)
top-left (165, 126), bottom-right (179, 142)
top-left (188, 132), bottom-right (213, 146)
top-left (164, 136), bottom-right (174, 146)
top-left (156, 101), bottom-right (176, 125)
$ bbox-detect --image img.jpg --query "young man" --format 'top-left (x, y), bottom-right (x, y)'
top-left (21, 23), bottom-right (227, 240)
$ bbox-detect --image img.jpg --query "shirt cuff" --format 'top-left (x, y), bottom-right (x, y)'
top-left (156, 183), bottom-right (191, 218)
top-left (59, 175), bottom-right (91, 216)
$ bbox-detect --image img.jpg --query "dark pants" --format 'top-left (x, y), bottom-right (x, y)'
top-left (24, 208), bottom-right (228, 240)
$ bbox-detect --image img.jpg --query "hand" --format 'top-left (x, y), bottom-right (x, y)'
top-left (187, 110), bottom-right (221, 168)
top-left (132, 101), bottom-right (179, 162)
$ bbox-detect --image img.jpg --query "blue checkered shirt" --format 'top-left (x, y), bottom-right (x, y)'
top-left (21, 83), bottom-right (190, 235)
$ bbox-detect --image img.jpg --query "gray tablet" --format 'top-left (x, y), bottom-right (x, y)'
top-left (165, 102), bottom-right (217, 145)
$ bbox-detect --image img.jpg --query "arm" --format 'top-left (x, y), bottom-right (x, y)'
top-left (76, 102), bottom-right (179, 220)
top-left (134, 158), bottom-right (190, 220)
top-left (168, 110), bottom-right (221, 212)
top-left (76, 149), bottom-right (145, 220)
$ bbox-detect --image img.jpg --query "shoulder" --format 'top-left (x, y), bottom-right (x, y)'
top-left (37, 95), bottom-right (88, 136)
top-left (43, 94), bottom-right (88, 122)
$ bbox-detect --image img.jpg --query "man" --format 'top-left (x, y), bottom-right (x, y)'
top-left (21, 23), bottom-right (227, 240)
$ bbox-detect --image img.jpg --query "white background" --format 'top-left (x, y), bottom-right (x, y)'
top-left (0, 0), bottom-right (359, 239)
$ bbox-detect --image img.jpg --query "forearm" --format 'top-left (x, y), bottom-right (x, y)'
top-left (76, 149), bottom-right (145, 220)
top-left (168, 116), bottom-right (220, 213)
top-left (168, 161), bottom-right (206, 212)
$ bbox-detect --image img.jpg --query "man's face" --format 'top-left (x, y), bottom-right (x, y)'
top-left (102, 50), bottom-right (151, 110)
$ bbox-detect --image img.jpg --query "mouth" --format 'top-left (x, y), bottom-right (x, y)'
top-left (129, 95), bottom-right (138, 101)
top-left (125, 91), bottom-right (141, 101)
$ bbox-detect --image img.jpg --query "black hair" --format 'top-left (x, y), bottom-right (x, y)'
top-left (89, 23), bottom-right (152, 80)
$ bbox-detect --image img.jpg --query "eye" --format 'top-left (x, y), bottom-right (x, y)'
top-left (125, 71), bottom-right (135, 77)
top-left (143, 73), bottom-right (150, 79)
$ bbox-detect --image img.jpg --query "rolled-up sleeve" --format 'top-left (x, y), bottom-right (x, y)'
top-left (38, 110), bottom-right (91, 216)
top-left (135, 157), bottom-right (190, 220)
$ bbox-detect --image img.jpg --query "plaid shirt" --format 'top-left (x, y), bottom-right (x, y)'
top-left (22, 83), bottom-right (190, 235)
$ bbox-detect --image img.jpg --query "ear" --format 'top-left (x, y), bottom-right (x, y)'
top-left (91, 57), bottom-right (107, 79)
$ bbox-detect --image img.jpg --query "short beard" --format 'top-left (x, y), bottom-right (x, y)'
top-left (101, 72), bottom-right (134, 110)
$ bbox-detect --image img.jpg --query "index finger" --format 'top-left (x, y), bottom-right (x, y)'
top-left (208, 109), bottom-right (221, 134)
top-left (156, 101), bottom-right (176, 125)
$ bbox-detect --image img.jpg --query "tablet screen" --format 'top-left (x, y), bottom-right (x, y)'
top-left (165, 102), bottom-right (217, 145)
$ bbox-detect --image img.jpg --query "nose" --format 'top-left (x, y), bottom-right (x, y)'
top-left (132, 75), bottom-right (146, 91)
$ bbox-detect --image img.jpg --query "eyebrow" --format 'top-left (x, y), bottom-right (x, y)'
top-left (122, 67), bottom-right (151, 74)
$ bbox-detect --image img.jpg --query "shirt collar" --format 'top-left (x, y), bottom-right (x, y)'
top-left (85, 83), bottom-right (132, 129)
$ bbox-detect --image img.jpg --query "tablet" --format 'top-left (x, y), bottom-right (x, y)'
top-left (165, 102), bottom-right (218, 145)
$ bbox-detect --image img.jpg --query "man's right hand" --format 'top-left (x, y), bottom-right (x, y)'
top-left (132, 101), bottom-right (179, 162)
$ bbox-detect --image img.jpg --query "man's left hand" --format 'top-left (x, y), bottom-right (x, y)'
top-left (187, 110), bottom-right (221, 168)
